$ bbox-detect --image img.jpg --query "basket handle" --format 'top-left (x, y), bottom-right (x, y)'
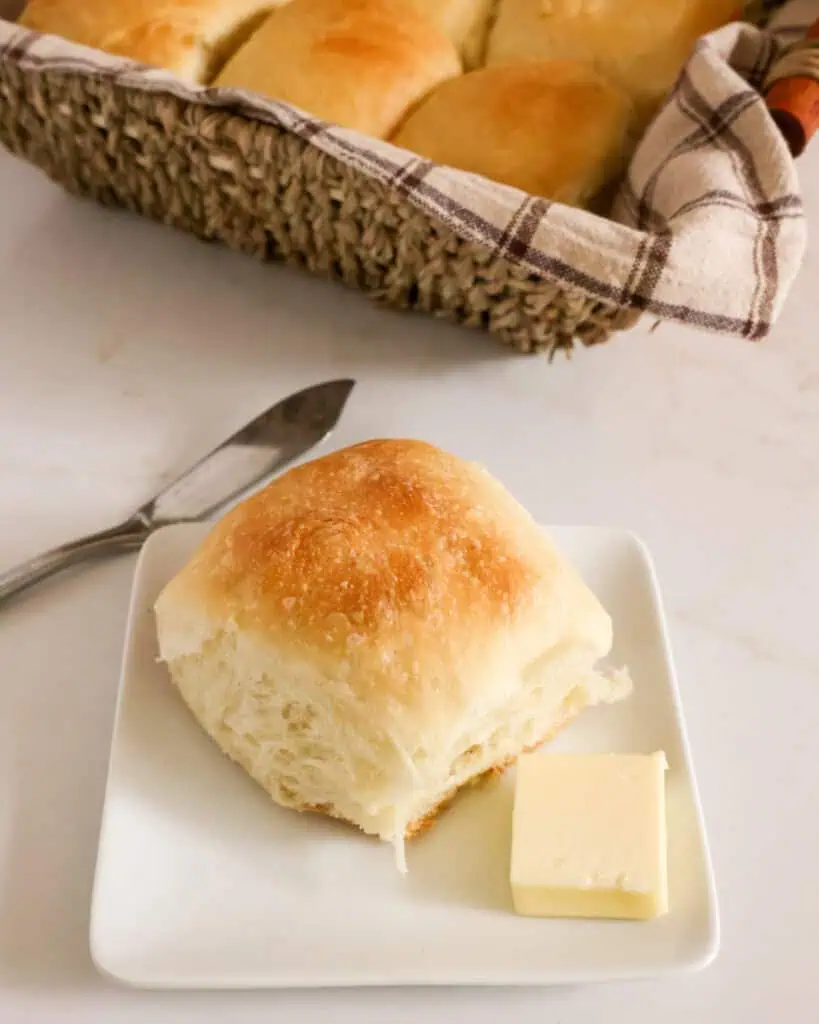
top-left (764, 16), bottom-right (819, 156)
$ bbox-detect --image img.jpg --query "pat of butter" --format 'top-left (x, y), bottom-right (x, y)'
top-left (510, 752), bottom-right (668, 920)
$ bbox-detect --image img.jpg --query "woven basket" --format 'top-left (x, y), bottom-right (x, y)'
top-left (0, 1), bottom-right (802, 355)
top-left (0, 62), bottom-right (644, 355)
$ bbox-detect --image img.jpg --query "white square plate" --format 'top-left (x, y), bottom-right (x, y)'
top-left (90, 524), bottom-right (718, 989)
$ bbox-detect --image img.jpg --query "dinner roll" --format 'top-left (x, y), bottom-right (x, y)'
top-left (404, 0), bottom-right (498, 69)
top-left (486, 0), bottom-right (741, 119)
top-left (18, 0), bottom-right (287, 83)
top-left (215, 0), bottom-right (462, 138)
top-left (392, 61), bottom-right (633, 207)
top-left (155, 439), bottom-right (631, 871)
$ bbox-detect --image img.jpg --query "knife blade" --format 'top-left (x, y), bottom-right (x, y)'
top-left (0, 378), bottom-right (356, 604)
top-left (140, 377), bottom-right (355, 525)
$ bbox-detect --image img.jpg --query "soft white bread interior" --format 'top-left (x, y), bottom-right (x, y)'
top-left (486, 0), bottom-right (741, 121)
top-left (215, 0), bottom-right (462, 138)
top-left (18, 0), bottom-right (288, 82)
top-left (392, 60), bottom-right (633, 207)
top-left (154, 439), bottom-right (631, 870)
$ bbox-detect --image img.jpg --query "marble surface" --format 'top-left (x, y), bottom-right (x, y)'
top-left (1, 135), bottom-right (818, 1022)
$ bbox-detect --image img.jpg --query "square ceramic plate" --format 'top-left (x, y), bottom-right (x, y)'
top-left (90, 524), bottom-right (718, 989)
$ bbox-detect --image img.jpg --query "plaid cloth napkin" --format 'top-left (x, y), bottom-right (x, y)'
top-left (0, 0), bottom-right (814, 340)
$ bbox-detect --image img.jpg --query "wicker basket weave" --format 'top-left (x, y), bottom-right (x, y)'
top-left (0, 61), bottom-right (641, 355)
top-left (0, 1), bottom-right (805, 354)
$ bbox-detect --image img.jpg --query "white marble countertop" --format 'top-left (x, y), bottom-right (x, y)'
top-left (1, 136), bottom-right (818, 1022)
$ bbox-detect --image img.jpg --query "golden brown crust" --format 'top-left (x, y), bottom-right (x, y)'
top-left (402, 0), bottom-right (498, 69)
top-left (486, 0), bottom-right (741, 120)
top-left (215, 0), bottom-right (462, 138)
top-left (392, 60), bottom-right (632, 206)
top-left (19, 0), bottom-right (284, 81)
top-left (155, 439), bottom-right (612, 736)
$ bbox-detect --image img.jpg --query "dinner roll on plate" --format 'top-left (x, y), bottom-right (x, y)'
top-left (18, 0), bottom-right (287, 82)
top-left (392, 60), bottom-right (633, 207)
top-left (486, 0), bottom-right (741, 119)
top-left (154, 439), bottom-right (631, 871)
top-left (215, 0), bottom-right (462, 138)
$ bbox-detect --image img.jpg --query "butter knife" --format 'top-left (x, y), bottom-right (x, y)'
top-left (0, 378), bottom-right (356, 604)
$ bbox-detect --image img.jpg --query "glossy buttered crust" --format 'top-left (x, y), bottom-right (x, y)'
top-left (392, 59), bottom-right (633, 205)
top-left (18, 0), bottom-right (736, 200)
top-left (18, 0), bottom-right (289, 81)
top-left (486, 0), bottom-right (741, 117)
top-left (215, 0), bottom-right (462, 137)
top-left (403, 0), bottom-right (498, 69)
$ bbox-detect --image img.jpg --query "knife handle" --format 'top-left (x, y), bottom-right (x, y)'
top-left (0, 518), bottom-right (152, 605)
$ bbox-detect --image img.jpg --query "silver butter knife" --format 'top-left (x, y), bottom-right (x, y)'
top-left (0, 378), bottom-right (356, 604)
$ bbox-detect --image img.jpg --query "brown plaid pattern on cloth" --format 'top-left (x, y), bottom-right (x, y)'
top-left (0, 0), bottom-right (814, 340)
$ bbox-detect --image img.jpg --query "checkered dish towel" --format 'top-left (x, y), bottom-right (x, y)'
top-left (0, 0), bottom-right (814, 341)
